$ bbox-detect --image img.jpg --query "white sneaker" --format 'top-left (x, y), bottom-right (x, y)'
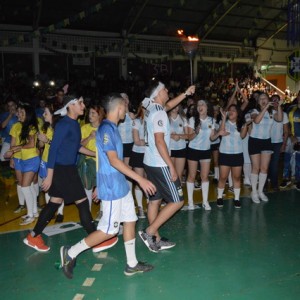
top-left (20, 216), bottom-right (35, 226)
top-left (202, 202), bottom-right (212, 211)
top-left (33, 212), bottom-right (39, 218)
top-left (251, 192), bottom-right (260, 204)
top-left (244, 179), bottom-right (251, 186)
top-left (259, 192), bottom-right (269, 202)
top-left (187, 205), bottom-right (200, 211)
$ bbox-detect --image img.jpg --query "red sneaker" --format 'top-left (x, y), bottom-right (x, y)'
top-left (23, 233), bottom-right (50, 252)
top-left (92, 236), bottom-right (118, 253)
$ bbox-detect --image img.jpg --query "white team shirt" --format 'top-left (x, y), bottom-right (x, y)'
top-left (270, 112), bottom-right (289, 143)
top-left (250, 109), bottom-right (275, 139)
top-left (132, 118), bottom-right (145, 153)
top-left (188, 116), bottom-right (215, 150)
top-left (169, 115), bottom-right (187, 150)
top-left (219, 120), bottom-right (243, 154)
top-left (144, 103), bottom-right (170, 167)
top-left (118, 113), bottom-right (133, 143)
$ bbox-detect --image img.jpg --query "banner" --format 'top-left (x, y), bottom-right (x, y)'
top-left (287, 49), bottom-right (300, 81)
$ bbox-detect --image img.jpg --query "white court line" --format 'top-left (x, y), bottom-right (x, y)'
top-left (82, 277), bottom-right (95, 287)
top-left (92, 264), bottom-right (103, 271)
top-left (73, 294), bottom-right (85, 300)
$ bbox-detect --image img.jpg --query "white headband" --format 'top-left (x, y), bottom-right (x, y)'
top-left (54, 97), bottom-right (83, 116)
top-left (142, 82), bottom-right (165, 109)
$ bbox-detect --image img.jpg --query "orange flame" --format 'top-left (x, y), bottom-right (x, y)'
top-left (177, 29), bottom-right (184, 36)
top-left (187, 36), bottom-right (199, 41)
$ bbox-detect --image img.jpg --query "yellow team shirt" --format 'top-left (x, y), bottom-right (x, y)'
top-left (20, 126), bottom-right (39, 160)
top-left (9, 122), bottom-right (22, 159)
top-left (81, 123), bottom-right (97, 160)
top-left (41, 127), bottom-right (53, 163)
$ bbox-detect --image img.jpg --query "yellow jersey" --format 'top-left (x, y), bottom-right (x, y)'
top-left (9, 122), bottom-right (22, 159)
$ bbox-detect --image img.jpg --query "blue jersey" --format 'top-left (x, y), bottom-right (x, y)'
top-left (118, 113), bottom-right (133, 143)
top-left (188, 116), bottom-right (215, 150)
top-left (144, 103), bottom-right (170, 167)
top-left (219, 120), bottom-right (243, 154)
top-left (96, 119), bottom-right (129, 201)
top-left (0, 112), bottom-right (18, 144)
top-left (250, 109), bottom-right (274, 139)
top-left (169, 115), bottom-right (187, 150)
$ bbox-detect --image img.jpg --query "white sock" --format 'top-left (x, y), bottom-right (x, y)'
top-left (57, 202), bottom-right (64, 215)
top-left (217, 188), bottom-right (224, 199)
top-left (45, 193), bottom-right (50, 203)
top-left (258, 173), bottom-right (268, 194)
top-left (21, 186), bottom-right (34, 217)
top-left (251, 173), bottom-right (258, 193)
top-left (243, 163), bottom-right (251, 183)
top-left (234, 188), bottom-right (241, 200)
top-left (17, 185), bottom-right (25, 206)
top-left (214, 167), bottom-right (219, 180)
top-left (134, 188), bottom-right (143, 208)
top-left (127, 180), bottom-right (133, 192)
top-left (228, 170), bottom-right (233, 187)
top-left (85, 188), bottom-right (93, 211)
top-left (34, 182), bottom-right (39, 198)
top-left (30, 185), bottom-right (38, 214)
top-left (186, 182), bottom-right (194, 207)
top-left (68, 239), bottom-right (90, 259)
top-left (201, 181), bottom-right (209, 204)
top-left (124, 239), bottom-right (138, 268)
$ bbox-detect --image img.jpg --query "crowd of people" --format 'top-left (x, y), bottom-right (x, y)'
top-left (1, 74), bottom-right (300, 279)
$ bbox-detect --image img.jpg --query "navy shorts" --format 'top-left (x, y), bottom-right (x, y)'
top-left (123, 143), bottom-right (133, 158)
top-left (129, 151), bottom-right (144, 168)
top-left (248, 137), bottom-right (273, 155)
top-left (171, 148), bottom-right (187, 158)
top-left (187, 148), bottom-right (211, 161)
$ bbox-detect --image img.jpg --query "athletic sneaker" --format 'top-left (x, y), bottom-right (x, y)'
top-left (280, 179), bottom-right (291, 189)
top-left (228, 186), bottom-right (234, 194)
top-left (124, 261), bottom-right (154, 276)
top-left (202, 202), bottom-right (211, 211)
top-left (217, 198), bottom-right (224, 208)
top-left (194, 181), bottom-right (201, 190)
top-left (138, 230), bottom-right (160, 253)
top-left (23, 233), bottom-right (50, 252)
top-left (156, 237), bottom-right (176, 250)
top-left (20, 215), bottom-right (35, 226)
top-left (251, 192), bottom-right (260, 204)
top-left (92, 236), bottom-right (118, 253)
top-left (14, 205), bottom-right (25, 213)
top-left (234, 200), bottom-right (241, 208)
top-left (60, 246), bottom-right (76, 279)
top-left (137, 206), bottom-right (146, 219)
top-left (55, 214), bottom-right (64, 223)
top-left (259, 192), bottom-right (268, 202)
top-left (33, 212), bottom-right (39, 218)
top-left (295, 182), bottom-right (300, 191)
top-left (243, 179), bottom-right (251, 186)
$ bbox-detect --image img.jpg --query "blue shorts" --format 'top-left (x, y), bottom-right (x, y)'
top-left (39, 160), bottom-right (47, 178)
top-left (13, 158), bottom-right (22, 171)
top-left (21, 156), bottom-right (40, 173)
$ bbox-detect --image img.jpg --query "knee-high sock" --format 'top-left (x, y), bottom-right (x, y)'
top-left (228, 170), bottom-right (233, 187)
top-left (243, 163), bottom-right (251, 183)
top-left (85, 188), bottom-right (93, 211)
top-left (134, 188), bottom-right (143, 208)
top-left (17, 185), bottom-right (25, 206)
top-left (217, 188), bottom-right (224, 199)
top-left (57, 202), bottom-right (64, 215)
top-left (125, 239), bottom-right (138, 268)
top-left (30, 185), bottom-right (38, 215)
top-left (258, 173), bottom-right (268, 194)
top-left (45, 193), bottom-right (50, 203)
top-left (21, 186), bottom-right (34, 217)
top-left (251, 173), bottom-right (258, 193)
top-left (76, 200), bottom-right (95, 234)
top-left (186, 182), bottom-right (194, 207)
top-left (68, 238), bottom-right (90, 259)
top-left (234, 188), bottom-right (241, 200)
top-left (201, 181), bottom-right (209, 204)
top-left (32, 202), bottom-right (61, 236)
top-left (214, 167), bottom-right (219, 180)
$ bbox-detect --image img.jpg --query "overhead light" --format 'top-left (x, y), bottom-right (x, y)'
top-left (49, 80), bottom-right (55, 86)
top-left (33, 81), bottom-right (40, 87)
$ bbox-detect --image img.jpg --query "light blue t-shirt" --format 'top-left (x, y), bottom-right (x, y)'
top-left (219, 120), bottom-right (243, 154)
top-left (96, 119), bottom-right (129, 201)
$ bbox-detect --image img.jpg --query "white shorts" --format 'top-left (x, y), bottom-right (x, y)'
top-left (97, 191), bottom-right (138, 235)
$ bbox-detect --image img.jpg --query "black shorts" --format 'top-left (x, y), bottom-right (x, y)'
top-left (144, 164), bottom-right (184, 203)
top-left (187, 148), bottom-right (211, 161)
top-left (211, 143), bottom-right (220, 151)
top-left (219, 153), bottom-right (244, 167)
top-left (123, 143), bottom-right (133, 158)
top-left (171, 148), bottom-right (187, 158)
top-left (48, 165), bottom-right (87, 204)
top-left (248, 137), bottom-right (273, 155)
top-left (129, 151), bottom-right (144, 168)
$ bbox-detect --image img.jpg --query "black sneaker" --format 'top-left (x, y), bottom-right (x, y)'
top-left (217, 198), bottom-right (224, 208)
top-left (156, 237), bottom-right (176, 250)
top-left (60, 246), bottom-right (76, 279)
top-left (228, 186), bottom-right (234, 194)
top-left (234, 200), bottom-right (241, 209)
top-left (138, 230), bottom-right (160, 253)
top-left (296, 182), bottom-right (300, 191)
top-left (194, 181), bottom-right (201, 190)
top-left (124, 261), bottom-right (154, 276)
top-left (55, 214), bottom-right (64, 223)
top-left (280, 180), bottom-right (291, 189)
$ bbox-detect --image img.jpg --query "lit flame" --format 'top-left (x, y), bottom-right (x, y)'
top-left (177, 29), bottom-right (184, 36)
top-left (187, 36), bottom-right (199, 41)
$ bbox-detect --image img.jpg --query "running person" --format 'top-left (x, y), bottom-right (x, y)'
top-left (139, 81), bottom-right (195, 252)
top-left (60, 93), bottom-right (156, 279)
